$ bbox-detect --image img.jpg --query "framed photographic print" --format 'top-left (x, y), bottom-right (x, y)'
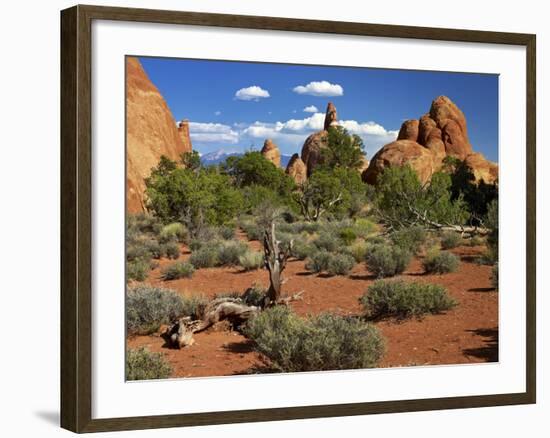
top-left (60, 4), bottom-right (536, 433)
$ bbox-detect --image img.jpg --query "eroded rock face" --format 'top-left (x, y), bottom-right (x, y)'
top-left (285, 153), bottom-right (307, 185)
top-left (261, 139), bottom-right (281, 167)
top-left (126, 57), bottom-right (192, 213)
top-left (363, 95), bottom-right (496, 186)
top-left (301, 130), bottom-right (328, 176)
top-left (177, 120), bottom-right (193, 153)
top-left (324, 102), bottom-right (338, 130)
top-left (362, 140), bottom-right (436, 185)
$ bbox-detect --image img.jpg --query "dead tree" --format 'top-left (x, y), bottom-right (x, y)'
top-left (263, 221), bottom-right (293, 305)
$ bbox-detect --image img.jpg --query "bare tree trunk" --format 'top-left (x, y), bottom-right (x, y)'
top-left (263, 221), bottom-right (292, 305)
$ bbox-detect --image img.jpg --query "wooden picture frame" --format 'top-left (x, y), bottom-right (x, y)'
top-left (60, 4), bottom-right (536, 433)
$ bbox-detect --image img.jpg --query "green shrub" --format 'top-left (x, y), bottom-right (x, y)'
top-left (189, 245), bottom-right (219, 268)
top-left (291, 240), bottom-right (315, 260)
top-left (238, 250), bottom-right (264, 271)
top-left (440, 231), bottom-right (461, 249)
top-left (180, 294), bottom-right (208, 320)
top-left (159, 222), bottom-right (188, 243)
top-left (391, 227), bottom-right (426, 254)
top-left (349, 241), bottom-right (370, 263)
top-left (305, 250), bottom-right (332, 273)
top-left (327, 253), bottom-right (356, 276)
top-left (127, 213), bottom-right (162, 235)
top-left (245, 306), bottom-right (384, 372)
top-left (360, 280), bottom-right (457, 319)
top-left (468, 236), bottom-right (484, 246)
top-left (162, 261), bottom-right (195, 280)
top-left (218, 225), bottom-right (236, 240)
top-left (240, 221), bottom-right (263, 241)
top-left (491, 263), bottom-right (498, 289)
top-left (422, 249), bottom-right (460, 274)
top-left (188, 239), bottom-right (203, 252)
top-left (126, 259), bottom-right (149, 282)
top-left (241, 284), bottom-right (267, 307)
top-left (217, 241), bottom-right (248, 266)
top-left (313, 233), bottom-right (342, 253)
top-left (126, 347), bottom-right (172, 381)
top-left (126, 285), bottom-right (185, 334)
top-left (161, 241), bottom-right (180, 260)
top-left (353, 218), bottom-right (376, 238)
top-left (338, 227), bottom-right (357, 245)
top-left (365, 244), bottom-right (411, 278)
top-left (126, 242), bottom-right (152, 262)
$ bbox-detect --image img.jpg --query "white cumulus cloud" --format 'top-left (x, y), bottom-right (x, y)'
top-left (189, 122), bottom-right (239, 143)
top-left (303, 105), bottom-right (319, 113)
top-left (235, 85), bottom-right (270, 101)
top-left (293, 81), bottom-right (344, 97)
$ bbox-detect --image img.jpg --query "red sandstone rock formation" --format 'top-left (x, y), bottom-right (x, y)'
top-left (126, 57), bottom-right (192, 213)
top-left (285, 153), bottom-right (307, 185)
top-left (363, 95), bottom-right (497, 185)
top-left (324, 102), bottom-right (338, 131)
top-left (261, 139), bottom-right (281, 167)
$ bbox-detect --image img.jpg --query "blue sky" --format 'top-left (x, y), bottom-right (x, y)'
top-left (139, 56), bottom-right (499, 162)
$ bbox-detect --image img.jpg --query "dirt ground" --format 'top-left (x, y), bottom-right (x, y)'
top-left (127, 234), bottom-right (498, 378)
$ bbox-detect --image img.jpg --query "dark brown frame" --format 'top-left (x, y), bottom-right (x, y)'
top-left (61, 4), bottom-right (536, 433)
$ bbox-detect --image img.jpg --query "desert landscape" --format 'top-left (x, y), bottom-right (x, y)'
top-left (125, 56), bottom-right (499, 380)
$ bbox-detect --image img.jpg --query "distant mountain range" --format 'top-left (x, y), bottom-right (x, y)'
top-left (200, 149), bottom-right (293, 168)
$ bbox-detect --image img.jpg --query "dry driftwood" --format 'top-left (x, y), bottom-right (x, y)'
top-left (263, 222), bottom-right (293, 305)
top-left (164, 297), bottom-right (259, 349)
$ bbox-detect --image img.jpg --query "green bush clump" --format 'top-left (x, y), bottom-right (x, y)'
top-left (240, 221), bottom-right (263, 241)
top-left (305, 250), bottom-right (332, 273)
top-left (218, 225), bottom-right (236, 240)
top-left (162, 261), bottom-right (195, 280)
top-left (468, 236), bottom-right (485, 247)
top-left (189, 245), bottom-right (219, 269)
top-left (161, 241), bottom-right (180, 260)
top-left (440, 231), bottom-right (461, 249)
top-left (365, 244), bottom-right (411, 278)
top-left (126, 285), bottom-right (185, 334)
top-left (360, 280), bottom-right (457, 319)
top-left (245, 306), bottom-right (384, 372)
top-left (313, 233), bottom-right (342, 253)
top-left (217, 241), bottom-right (248, 266)
top-left (338, 227), bottom-right (357, 245)
top-left (390, 227), bottom-right (426, 254)
top-left (159, 222), bottom-right (188, 243)
top-left (353, 218), bottom-right (376, 238)
top-left (126, 347), bottom-right (172, 381)
top-left (126, 259), bottom-right (149, 282)
top-left (327, 253), bottom-right (356, 276)
top-left (127, 213), bottom-right (162, 235)
top-left (241, 284), bottom-right (267, 307)
top-left (126, 243), bottom-right (152, 262)
top-left (422, 249), bottom-right (460, 274)
top-left (349, 241), bottom-right (370, 263)
top-left (188, 239), bottom-right (203, 252)
top-left (291, 240), bottom-right (315, 260)
top-left (491, 263), bottom-right (498, 289)
top-left (127, 286), bottom-right (207, 334)
top-left (238, 250), bottom-right (264, 271)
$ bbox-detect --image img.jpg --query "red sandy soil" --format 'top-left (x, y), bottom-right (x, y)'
top-left (127, 235), bottom-right (498, 378)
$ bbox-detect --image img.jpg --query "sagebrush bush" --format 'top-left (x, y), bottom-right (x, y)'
top-left (126, 259), bottom-right (149, 282)
top-left (245, 306), bottom-right (384, 372)
top-left (305, 250), bottom-right (332, 273)
top-left (468, 236), bottom-right (485, 247)
top-left (189, 245), bottom-right (219, 268)
top-left (126, 285), bottom-right (185, 334)
top-left (161, 241), bottom-right (180, 260)
top-left (238, 250), bottom-right (264, 271)
top-left (159, 222), bottom-right (188, 243)
top-left (491, 263), bottom-right (498, 289)
top-left (218, 225), bottom-right (236, 240)
top-left (338, 227), bottom-right (357, 245)
top-left (390, 227), bottom-right (426, 254)
top-left (241, 284), bottom-right (267, 307)
top-left (422, 249), bottom-right (460, 274)
top-left (126, 241), bottom-right (153, 262)
top-left (353, 218), bottom-right (376, 238)
top-left (313, 233), bottom-right (342, 253)
top-left (126, 347), bottom-right (171, 381)
top-left (361, 280), bottom-right (457, 319)
top-left (127, 213), bottom-right (162, 235)
top-left (291, 240), bottom-right (315, 260)
top-left (217, 241), bottom-right (248, 266)
top-left (127, 286), bottom-right (206, 334)
top-left (188, 239), bottom-right (203, 252)
top-left (240, 221), bottom-right (263, 241)
top-left (440, 231), bottom-right (461, 249)
top-left (349, 241), bottom-right (370, 263)
top-left (365, 244), bottom-right (411, 278)
top-left (162, 261), bottom-right (195, 280)
top-left (327, 253), bottom-right (356, 276)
